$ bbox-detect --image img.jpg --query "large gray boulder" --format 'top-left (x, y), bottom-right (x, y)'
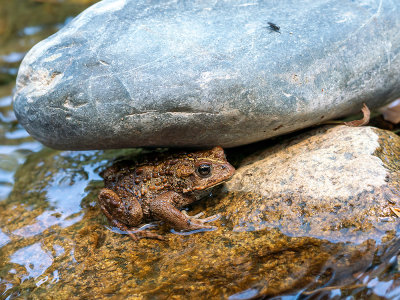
top-left (13, 0), bottom-right (400, 150)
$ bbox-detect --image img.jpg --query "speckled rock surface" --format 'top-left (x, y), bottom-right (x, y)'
top-left (224, 125), bottom-right (400, 243)
top-left (13, 0), bottom-right (400, 150)
top-left (2, 126), bottom-right (400, 298)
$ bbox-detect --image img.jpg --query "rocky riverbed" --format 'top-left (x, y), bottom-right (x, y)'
top-left (2, 125), bottom-right (400, 298)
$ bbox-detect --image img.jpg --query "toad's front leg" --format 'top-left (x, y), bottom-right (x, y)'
top-left (149, 191), bottom-right (219, 231)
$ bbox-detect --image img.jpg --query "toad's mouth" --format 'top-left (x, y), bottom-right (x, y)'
top-left (183, 180), bottom-right (230, 193)
top-left (203, 182), bottom-right (227, 190)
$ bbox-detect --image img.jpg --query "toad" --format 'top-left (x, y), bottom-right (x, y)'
top-left (98, 146), bottom-right (235, 240)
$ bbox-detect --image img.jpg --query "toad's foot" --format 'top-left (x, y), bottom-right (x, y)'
top-left (181, 211), bottom-right (221, 229)
top-left (127, 225), bottom-right (165, 241)
top-left (118, 222), bottom-right (165, 241)
top-left (182, 211), bottom-right (221, 223)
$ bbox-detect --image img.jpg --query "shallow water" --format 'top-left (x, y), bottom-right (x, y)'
top-left (1, 1), bottom-right (400, 299)
top-left (0, 0), bottom-right (102, 296)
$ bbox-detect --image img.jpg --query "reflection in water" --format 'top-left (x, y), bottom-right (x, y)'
top-left (0, 141), bottom-right (42, 199)
top-left (0, 1), bottom-right (100, 298)
top-left (52, 270), bottom-right (60, 284)
top-left (10, 243), bottom-right (53, 281)
top-left (0, 167), bottom-right (14, 199)
top-left (46, 169), bottom-right (90, 215)
top-left (368, 278), bottom-right (393, 296)
top-left (5, 128), bottom-right (31, 139)
top-left (366, 276), bottom-right (400, 298)
top-left (0, 228), bottom-right (10, 247)
top-left (0, 87), bottom-right (43, 200)
top-left (21, 26), bottom-right (43, 36)
top-left (228, 288), bottom-right (259, 300)
top-left (53, 244), bottom-right (65, 257)
top-left (57, 16), bottom-right (75, 30)
top-left (12, 211), bottom-right (83, 238)
top-left (0, 143), bottom-right (42, 155)
top-left (0, 96), bottom-right (12, 106)
top-left (330, 289), bottom-right (341, 298)
top-left (9, 149), bottom-right (105, 237)
top-left (0, 53), bottom-right (25, 63)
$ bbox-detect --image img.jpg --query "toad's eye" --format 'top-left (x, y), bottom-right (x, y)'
top-left (196, 163), bottom-right (212, 177)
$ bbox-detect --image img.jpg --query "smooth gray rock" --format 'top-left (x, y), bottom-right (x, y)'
top-left (13, 0), bottom-right (400, 150)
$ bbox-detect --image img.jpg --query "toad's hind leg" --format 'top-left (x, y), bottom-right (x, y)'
top-left (98, 188), bottom-right (164, 241)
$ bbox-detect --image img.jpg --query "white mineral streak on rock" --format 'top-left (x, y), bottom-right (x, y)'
top-left (91, 0), bottom-right (126, 14)
top-left (14, 0), bottom-right (127, 101)
top-left (19, 68), bottom-right (63, 101)
top-left (43, 53), bottom-right (62, 63)
top-left (226, 126), bottom-right (387, 199)
top-left (17, 0), bottom-right (126, 78)
top-left (197, 71), bottom-right (236, 89)
top-left (17, 32), bottom-right (63, 77)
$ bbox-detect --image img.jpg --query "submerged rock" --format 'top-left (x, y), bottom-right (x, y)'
top-left (2, 125), bottom-right (400, 298)
top-left (13, 0), bottom-right (400, 150)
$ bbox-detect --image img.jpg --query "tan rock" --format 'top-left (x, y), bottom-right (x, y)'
top-left (223, 125), bottom-right (400, 243)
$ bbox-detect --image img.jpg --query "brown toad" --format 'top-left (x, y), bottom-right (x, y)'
top-left (98, 146), bottom-right (235, 240)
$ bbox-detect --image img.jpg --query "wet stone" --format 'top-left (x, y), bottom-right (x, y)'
top-left (224, 125), bottom-right (400, 244)
top-left (1, 126), bottom-right (400, 298)
top-left (13, 0), bottom-right (400, 150)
